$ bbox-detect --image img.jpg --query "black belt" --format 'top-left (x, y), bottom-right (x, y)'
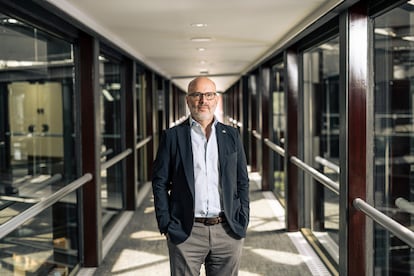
top-left (194, 215), bottom-right (225, 225)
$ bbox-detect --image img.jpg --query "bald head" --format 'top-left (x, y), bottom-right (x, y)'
top-left (187, 77), bottom-right (216, 93)
top-left (186, 76), bottom-right (218, 126)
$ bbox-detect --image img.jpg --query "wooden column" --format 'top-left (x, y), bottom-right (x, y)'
top-left (285, 48), bottom-right (299, 231)
top-left (343, 2), bottom-right (368, 275)
top-left (242, 77), bottom-right (250, 161)
top-left (79, 31), bottom-right (102, 266)
top-left (261, 67), bottom-right (271, 191)
top-left (124, 59), bottom-right (137, 210)
top-left (145, 70), bottom-right (154, 177)
top-left (250, 75), bottom-right (258, 172)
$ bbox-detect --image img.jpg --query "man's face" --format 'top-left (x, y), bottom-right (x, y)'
top-left (186, 79), bottom-right (218, 123)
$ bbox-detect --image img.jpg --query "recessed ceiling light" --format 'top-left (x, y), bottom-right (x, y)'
top-left (199, 60), bottom-right (207, 64)
top-left (197, 47), bottom-right (206, 51)
top-left (191, 37), bottom-right (212, 42)
top-left (200, 69), bottom-right (209, 74)
top-left (191, 23), bottom-right (207, 28)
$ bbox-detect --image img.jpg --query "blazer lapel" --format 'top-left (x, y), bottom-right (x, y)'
top-left (177, 120), bottom-right (195, 196)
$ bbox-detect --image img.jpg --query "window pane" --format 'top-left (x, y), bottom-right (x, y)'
top-left (0, 13), bottom-right (78, 275)
top-left (99, 54), bottom-right (124, 228)
top-left (374, 3), bottom-right (414, 275)
top-left (136, 69), bottom-right (148, 184)
top-left (272, 63), bottom-right (286, 204)
top-left (303, 37), bottom-right (340, 264)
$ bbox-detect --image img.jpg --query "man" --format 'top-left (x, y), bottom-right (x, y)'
top-left (152, 76), bottom-right (250, 276)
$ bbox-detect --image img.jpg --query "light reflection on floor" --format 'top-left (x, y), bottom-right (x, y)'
top-left (111, 249), bottom-right (169, 275)
top-left (247, 248), bottom-right (311, 265)
top-left (130, 230), bottom-right (165, 241)
top-left (111, 195), bottom-right (313, 276)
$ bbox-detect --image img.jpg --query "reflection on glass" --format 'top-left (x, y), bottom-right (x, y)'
top-left (0, 13), bottom-right (77, 275)
top-left (272, 63), bottom-right (286, 205)
top-left (99, 54), bottom-right (124, 228)
top-left (303, 37), bottom-right (340, 263)
top-left (0, 192), bottom-right (79, 275)
top-left (374, 3), bottom-right (414, 275)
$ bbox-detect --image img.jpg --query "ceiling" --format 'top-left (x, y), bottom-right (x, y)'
top-left (47, 0), bottom-right (343, 92)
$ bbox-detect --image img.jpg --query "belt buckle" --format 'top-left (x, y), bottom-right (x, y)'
top-left (204, 217), bottom-right (219, 225)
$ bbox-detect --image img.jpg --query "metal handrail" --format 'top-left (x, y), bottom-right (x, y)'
top-left (264, 138), bottom-right (285, 157)
top-left (290, 156), bottom-right (340, 194)
top-left (101, 148), bottom-right (114, 158)
top-left (315, 156), bottom-right (340, 174)
top-left (101, 148), bottom-right (133, 171)
top-left (0, 173), bottom-right (93, 240)
top-left (252, 130), bottom-right (262, 140)
top-left (353, 198), bottom-right (414, 248)
top-left (395, 197), bottom-right (414, 215)
top-left (0, 174), bottom-right (63, 204)
top-left (136, 136), bottom-right (152, 150)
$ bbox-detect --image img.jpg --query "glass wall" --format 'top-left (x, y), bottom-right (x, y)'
top-left (99, 53), bottom-right (124, 230)
top-left (0, 13), bottom-right (79, 274)
top-left (302, 37), bottom-right (340, 264)
top-left (373, 3), bottom-right (414, 274)
top-left (136, 67), bottom-right (147, 185)
top-left (271, 63), bottom-right (286, 204)
top-left (248, 74), bottom-right (261, 172)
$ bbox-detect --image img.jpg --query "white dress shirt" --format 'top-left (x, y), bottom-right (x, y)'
top-left (190, 117), bottom-right (221, 218)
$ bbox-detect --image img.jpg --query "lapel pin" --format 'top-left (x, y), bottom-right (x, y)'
top-left (222, 130), bottom-right (226, 133)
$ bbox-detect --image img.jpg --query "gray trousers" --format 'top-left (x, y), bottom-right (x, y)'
top-left (167, 221), bottom-right (244, 276)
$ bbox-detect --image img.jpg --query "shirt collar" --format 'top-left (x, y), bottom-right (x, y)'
top-left (189, 116), bottom-right (218, 127)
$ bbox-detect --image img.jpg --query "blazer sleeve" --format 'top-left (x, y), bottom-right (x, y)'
top-left (152, 130), bottom-right (172, 234)
top-left (235, 128), bottom-right (250, 230)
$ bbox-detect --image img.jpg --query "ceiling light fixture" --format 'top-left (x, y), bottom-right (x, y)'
top-left (199, 69), bottom-right (209, 74)
top-left (191, 37), bottom-right (212, 42)
top-left (191, 23), bottom-right (207, 28)
top-left (197, 47), bottom-right (206, 51)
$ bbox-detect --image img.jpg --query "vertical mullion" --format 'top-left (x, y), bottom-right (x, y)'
top-left (285, 48), bottom-right (299, 231)
top-left (261, 67), bottom-right (271, 191)
top-left (79, 31), bottom-right (102, 266)
top-left (346, 2), bottom-right (369, 275)
top-left (145, 70), bottom-right (154, 178)
top-left (125, 59), bottom-right (137, 210)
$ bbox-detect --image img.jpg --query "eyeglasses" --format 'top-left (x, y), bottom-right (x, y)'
top-left (187, 92), bottom-right (217, 100)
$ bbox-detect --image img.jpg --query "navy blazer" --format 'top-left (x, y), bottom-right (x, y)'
top-left (152, 119), bottom-right (250, 244)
